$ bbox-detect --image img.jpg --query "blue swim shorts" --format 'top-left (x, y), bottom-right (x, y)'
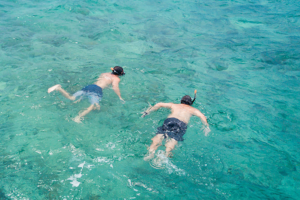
top-left (156, 118), bottom-right (188, 141)
top-left (72, 84), bottom-right (103, 105)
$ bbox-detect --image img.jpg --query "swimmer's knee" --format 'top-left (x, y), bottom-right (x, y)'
top-left (151, 139), bottom-right (160, 145)
top-left (165, 144), bottom-right (174, 151)
top-left (165, 145), bottom-right (176, 154)
top-left (165, 147), bottom-right (172, 152)
top-left (165, 140), bottom-right (177, 150)
top-left (152, 135), bottom-right (163, 143)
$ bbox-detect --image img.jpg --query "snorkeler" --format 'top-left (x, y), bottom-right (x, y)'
top-left (142, 90), bottom-right (210, 160)
top-left (48, 66), bottom-right (125, 123)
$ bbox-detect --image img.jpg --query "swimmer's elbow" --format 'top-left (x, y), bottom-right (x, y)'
top-left (152, 103), bottom-right (162, 109)
top-left (195, 111), bottom-right (208, 125)
top-left (152, 103), bottom-right (165, 110)
top-left (112, 85), bottom-right (119, 91)
top-left (155, 102), bottom-right (164, 107)
top-left (201, 116), bottom-right (209, 126)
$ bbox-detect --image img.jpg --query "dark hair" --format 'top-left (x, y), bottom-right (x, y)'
top-left (181, 95), bottom-right (192, 105)
top-left (112, 66), bottom-right (125, 76)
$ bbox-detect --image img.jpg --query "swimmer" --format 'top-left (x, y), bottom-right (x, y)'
top-left (142, 90), bottom-right (209, 160)
top-left (48, 66), bottom-right (125, 123)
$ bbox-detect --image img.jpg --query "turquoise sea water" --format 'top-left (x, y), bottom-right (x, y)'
top-left (1, 0), bottom-right (300, 199)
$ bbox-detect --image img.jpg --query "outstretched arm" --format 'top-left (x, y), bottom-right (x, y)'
top-left (193, 109), bottom-right (210, 136)
top-left (193, 109), bottom-right (209, 126)
top-left (142, 103), bottom-right (172, 117)
top-left (112, 78), bottom-right (124, 102)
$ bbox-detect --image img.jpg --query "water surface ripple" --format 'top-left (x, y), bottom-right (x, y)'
top-left (0, 0), bottom-right (299, 199)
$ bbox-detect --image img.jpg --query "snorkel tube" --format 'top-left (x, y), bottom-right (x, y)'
top-left (111, 67), bottom-right (117, 74)
top-left (191, 90), bottom-right (197, 105)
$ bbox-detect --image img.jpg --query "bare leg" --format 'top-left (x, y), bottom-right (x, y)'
top-left (165, 138), bottom-right (178, 157)
top-left (73, 98), bottom-right (82, 104)
top-left (48, 84), bottom-right (75, 100)
top-left (74, 104), bottom-right (95, 123)
top-left (144, 134), bottom-right (164, 161)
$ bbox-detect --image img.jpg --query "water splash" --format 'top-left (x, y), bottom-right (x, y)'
top-left (150, 150), bottom-right (186, 176)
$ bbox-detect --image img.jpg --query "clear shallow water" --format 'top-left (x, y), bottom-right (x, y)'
top-left (0, 0), bottom-right (300, 199)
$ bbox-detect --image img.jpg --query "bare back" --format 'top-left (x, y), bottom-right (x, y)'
top-left (167, 103), bottom-right (198, 124)
top-left (95, 73), bottom-right (119, 89)
top-left (149, 102), bottom-right (207, 125)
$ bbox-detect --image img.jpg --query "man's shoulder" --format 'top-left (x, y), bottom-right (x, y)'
top-left (174, 103), bottom-right (198, 111)
top-left (163, 102), bottom-right (175, 106)
top-left (172, 103), bottom-right (188, 107)
top-left (171, 103), bottom-right (187, 109)
top-left (100, 72), bottom-right (111, 76)
top-left (98, 72), bottom-right (107, 77)
top-left (156, 102), bottom-right (174, 108)
top-left (112, 75), bottom-right (120, 80)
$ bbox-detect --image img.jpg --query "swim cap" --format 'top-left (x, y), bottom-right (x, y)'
top-left (111, 66), bottom-right (125, 76)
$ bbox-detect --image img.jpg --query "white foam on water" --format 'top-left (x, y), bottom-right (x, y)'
top-left (94, 157), bottom-right (112, 163)
top-left (134, 182), bottom-right (154, 192)
top-left (87, 164), bottom-right (94, 169)
top-left (78, 161), bottom-right (85, 168)
top-left (106, 142), bottom-right (116, 149)
top-left (67, 176), bottom-right (81, 187)
top-left (128, 179), bottom-right (159, 194)
top-left (67, 162), bottom-right (85, 187)
top-left (150, 150), bottom-right (186, 176)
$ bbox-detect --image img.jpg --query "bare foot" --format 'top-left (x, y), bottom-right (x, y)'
top-left (94, 103), bottom-right (100, 110)
top-left (73, 99), bottom-right (81, 104)
top-left (73, 116), bottom-right (82, 123)
top-left (165, 151), bottom-right (173, 158)
top-left (144, 151), bottom-right (155, 161)
top-left (48, 84), bottom-right (61, 93)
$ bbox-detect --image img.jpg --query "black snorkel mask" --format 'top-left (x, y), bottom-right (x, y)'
top-left (181, 90), bottom-right (197, 106)
top-left (111, 67), bottom-right (125, 76)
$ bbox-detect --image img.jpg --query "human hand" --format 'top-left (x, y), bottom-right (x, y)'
top-left (120, 97), bottom-right (125, 104)
top-left (73, 99), bottom-right (81, 104)
top-left (141, 111), bottom-right (149, 118)
top-left (202, 126), bottom-right (211, 136)
top-left (141, 103), bottom-right (153, 118)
